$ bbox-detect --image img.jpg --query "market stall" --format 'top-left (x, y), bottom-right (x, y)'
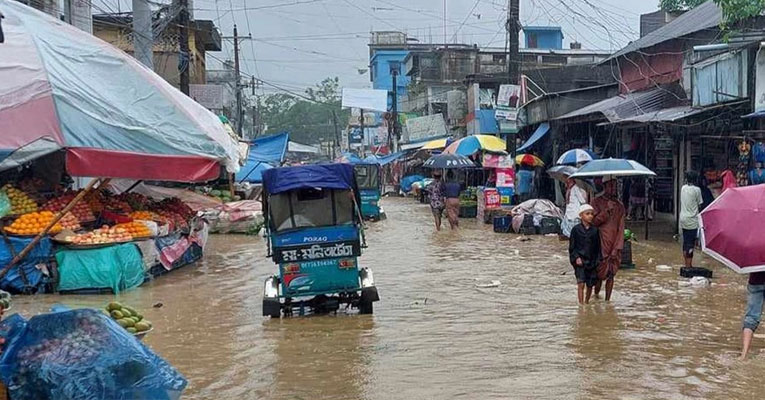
top-left (0, 0), bottom-right (241, 295)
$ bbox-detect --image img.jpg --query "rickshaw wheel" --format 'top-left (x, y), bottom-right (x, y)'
top-left (359, 301), bottom-right (373, 314)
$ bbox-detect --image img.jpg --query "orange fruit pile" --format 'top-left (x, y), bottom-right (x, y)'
top-left (114, 221), bottom-right (151, 238)
top-left (129, 211), bottom-right (159, 221)
top-left (5, 211), bottom-right (62, 235)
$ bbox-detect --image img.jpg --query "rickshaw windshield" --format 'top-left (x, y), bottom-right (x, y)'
top-left (354, 165), bottom-right (380, 189)
top-left (269, 188), bottom-right (355, 232)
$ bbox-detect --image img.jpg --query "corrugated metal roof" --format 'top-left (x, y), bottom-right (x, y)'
top-left (555, 85), bottom-right (685, 122)
top-left (605, 1), bottom-right (722, 62)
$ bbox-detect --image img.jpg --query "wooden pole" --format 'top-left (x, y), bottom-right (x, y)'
top-left (0, 178), bottom-right (106, 280)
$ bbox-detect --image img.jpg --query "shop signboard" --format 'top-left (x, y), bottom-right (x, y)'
top-left (342, 88), bottom-right (388, 112)
top-left (482, 154), bottom-right (513, 168)
top-left (496, 168), bottom-right (515, 187)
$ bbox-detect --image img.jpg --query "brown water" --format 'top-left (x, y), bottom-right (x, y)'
top-left (11, 197), bottom-right (765, 399)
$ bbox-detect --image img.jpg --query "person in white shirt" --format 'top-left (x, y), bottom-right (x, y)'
top-left (561, 178), bottom-right (589, 238)
top-left (679, 171), bottom-right (703, 268)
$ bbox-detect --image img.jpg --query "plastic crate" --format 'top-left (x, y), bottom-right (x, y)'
top-left (680, 266), bottom-right (713, 279)
top-left (538, 217), bottom-right (560, 235)
top-left (459, 205), bottom-right (477, 218)
top-left (493, 216), bottom-right (512, 233)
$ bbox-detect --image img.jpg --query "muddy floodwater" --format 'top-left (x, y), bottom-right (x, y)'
top-left (12, 197), bottom-right (765, 399)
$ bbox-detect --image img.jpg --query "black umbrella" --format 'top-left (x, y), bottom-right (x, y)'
top-left (423, 153), bottom-right (475, 169)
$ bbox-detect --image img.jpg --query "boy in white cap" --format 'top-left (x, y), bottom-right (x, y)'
top-left (568, 204), bottom-right (601, 304)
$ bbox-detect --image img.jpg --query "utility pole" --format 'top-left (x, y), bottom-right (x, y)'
top-left (178, 0), bottom-right (190, 95)
top-left (133, 0), bottom-right (152, 68)
top-left (506, 0), bottom-right (520, 156)
top-left (221, 26), bottom-right (253, 137)
top-left (233, 25), bottom-right (242, 137)
top-left (332, 110), bottom-right (341, 151)
top-left (359, 109), bottom-right (365, 157)
top-left (389, 64), bottom-right (399, 153)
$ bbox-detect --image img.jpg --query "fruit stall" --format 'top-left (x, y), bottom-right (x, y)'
top-left (0, 176), bottom-right (208, 295)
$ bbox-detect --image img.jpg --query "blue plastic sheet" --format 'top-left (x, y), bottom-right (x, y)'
top-left (400, 175), bottom-right (425, 193)
top-left (0, 236), bottom-right (52, 293)
top-left (0, 308), bottom-right (187, 400)
top-left (263, 164), bottom-right (356, 194)
top-left (249, 132), bottom-right (289, 164)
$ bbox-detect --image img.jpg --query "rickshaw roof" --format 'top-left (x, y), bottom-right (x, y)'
top-left (263, 164), bottom-right (356, 194)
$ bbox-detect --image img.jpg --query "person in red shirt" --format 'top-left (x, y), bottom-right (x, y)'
top-left (741, 271), bottom-right (765, 359)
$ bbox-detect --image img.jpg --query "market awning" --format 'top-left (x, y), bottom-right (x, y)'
top-left (0, 0), bottom-right (241, 181)
top-left (598, 100), bottom-right (750, 125)
top-left (517, 123), bottom-right (550, 153)
top-left (555, 85), bottom-right (684, 123)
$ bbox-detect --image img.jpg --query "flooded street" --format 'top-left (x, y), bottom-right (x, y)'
top-left (11, 197), bottom-right (765, 399)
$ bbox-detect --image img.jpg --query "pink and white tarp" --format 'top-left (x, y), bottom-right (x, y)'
top-left (0, 0), bottom-right (240, 181)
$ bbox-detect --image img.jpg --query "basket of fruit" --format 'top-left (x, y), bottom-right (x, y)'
top-left (3, 211), bottom-right (63, 236)
top-left (105, 302), bottom-right (153, 339)
top-left (62, 226), bottom-right (133, 248)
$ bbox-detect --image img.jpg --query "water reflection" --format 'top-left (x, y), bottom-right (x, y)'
top-left (265, 315), bottom-right (374, 400)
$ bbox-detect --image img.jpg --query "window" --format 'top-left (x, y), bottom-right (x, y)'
top-left (269, 189), bottom-right (355, 231)
top-left (354, 165), bottom-right (380, 189)
top-left (692, 50), bottom-right (748, 106)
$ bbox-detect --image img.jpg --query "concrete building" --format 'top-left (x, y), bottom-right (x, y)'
top-left (92, 13), bottom-right (221, 89)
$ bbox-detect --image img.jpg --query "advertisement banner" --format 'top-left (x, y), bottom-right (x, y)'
top-left (482, 154), bottom-right (513, 168)
top-left (496, 168), bottom-right (515, 187)
top-left (404, 114), bottom-right (448, 143)
top-left (342, 88), bottom-right (388, 112)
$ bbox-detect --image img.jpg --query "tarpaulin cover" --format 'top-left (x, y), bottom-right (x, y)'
top-left (0, 309), bottom-right (187, 400)
top-left (0, 0), bottom-right (240, 180)
top-left (55, 243), bottom-right (145, 293)
top-left (263, 164), bottom-right (356, 194)
top-left (249, 133), bottom-right (289, 164)
top-left (0, 236), bottom-right (52, 293)
top-left (517, 123), bottom-right (550, 153)
top-left (400, 175), bottom-right (425, 193)
top-left (237, 161), bottom-right (273, 183)
top-left (363, 152), bottom-right (404, 165)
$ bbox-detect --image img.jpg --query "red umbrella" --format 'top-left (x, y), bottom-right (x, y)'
top-left (700, 185), bottom-right (765, 273)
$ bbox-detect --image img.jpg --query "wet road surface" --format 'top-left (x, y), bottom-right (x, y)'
top-left (12, 197), bottom-right (765, 399)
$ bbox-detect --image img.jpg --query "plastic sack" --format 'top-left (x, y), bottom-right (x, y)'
top-left (0, 191), bottom-right (9, 217)
top-left (0, 309), bottom-right (187, 400)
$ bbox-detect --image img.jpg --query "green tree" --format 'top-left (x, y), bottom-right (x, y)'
top-left (257, 77), bottom-right (349, 145)
top-left (659, 0), bottom-right (765, 24)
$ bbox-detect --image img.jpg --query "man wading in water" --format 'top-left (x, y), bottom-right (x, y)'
top-left (427, 170), bottom-right (446, 231)
top-left (592, 179), bottom-right (625, 301)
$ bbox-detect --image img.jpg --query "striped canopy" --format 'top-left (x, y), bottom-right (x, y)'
top-left (0, 0), bottom-right (240, 181)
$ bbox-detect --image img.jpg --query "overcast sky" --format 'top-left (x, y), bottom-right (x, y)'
top-left (98, 0), bottom-right (660, 95)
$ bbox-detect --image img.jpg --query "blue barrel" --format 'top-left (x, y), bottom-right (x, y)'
top-left (493, 215), bottom-right (512, 233)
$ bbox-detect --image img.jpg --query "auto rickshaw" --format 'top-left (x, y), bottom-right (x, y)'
top-left (261, 164), bottom-right (380, 317)
top-left (353, 162), bottom-right (385, 221)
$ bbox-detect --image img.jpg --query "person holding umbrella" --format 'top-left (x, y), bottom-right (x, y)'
top-left (591, 178), bottom-right (626, 301)
top-left (427, 170), bottom-right (446, 231)
top-left (423, 153), bottom-right (476, 231)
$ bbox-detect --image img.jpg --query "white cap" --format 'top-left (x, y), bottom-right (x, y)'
top-left (578, 204), bottom-right (594, 216)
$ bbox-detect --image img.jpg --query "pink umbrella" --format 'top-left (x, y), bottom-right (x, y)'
top-left (700, 185), bottom-right (765, 273)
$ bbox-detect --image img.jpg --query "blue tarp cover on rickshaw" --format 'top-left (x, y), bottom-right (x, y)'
top-left (263, 164), bottom-right (355, 194)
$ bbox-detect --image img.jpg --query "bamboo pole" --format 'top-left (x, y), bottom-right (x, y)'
top-left (0, 178), bottom-right (108, 280)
